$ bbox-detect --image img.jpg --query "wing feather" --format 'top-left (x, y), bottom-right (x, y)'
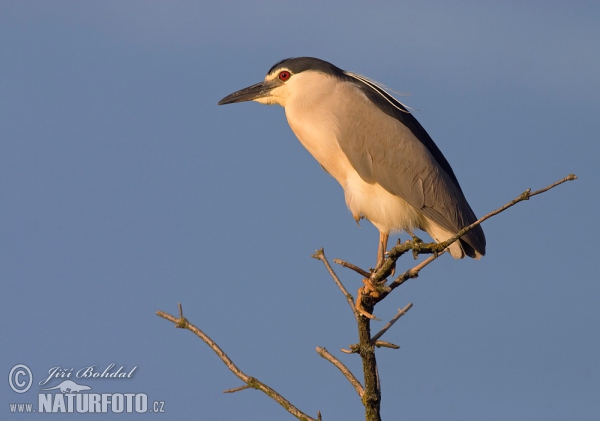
top-left (334, 78), bottom-right (486, 256)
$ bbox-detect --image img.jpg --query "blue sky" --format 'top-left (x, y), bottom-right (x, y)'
top-left (1, 1), bottom-right (599, 420)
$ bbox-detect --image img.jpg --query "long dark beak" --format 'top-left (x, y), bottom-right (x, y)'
top-left (218, 79), bottom-right (283, 105)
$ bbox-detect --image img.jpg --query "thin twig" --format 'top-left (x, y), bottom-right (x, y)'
top-left (333, 258), bottom-right (371, 278)
top-left (223, 385), bottom-right (251, 394)
top-left (371, 303), bottom-right (413, 343)
top-left (432, 173), bottom-right (578, 254)
top-left (312, 248), bottom-right (358, 320)
top-left (157, 305), bottom-right (318, 421)
top-left (375, 253), bottom-right (442, 302)
top-left (374, 173), bottom-right (578, 298)
top-left (530, 173), bottom-right (577, 197)
top-left (341, 343), bottom-right (360, 354)
top-left (374, 341), bottom-right (400, 349)
top-left (316, 347), bottom-right (364, 397)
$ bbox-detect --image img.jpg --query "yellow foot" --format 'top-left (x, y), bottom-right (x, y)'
top-left (355, 279), bottom-right (382, 320)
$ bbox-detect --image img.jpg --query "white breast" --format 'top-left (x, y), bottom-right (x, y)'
top-left (283, 74), bottom-right (424, 233)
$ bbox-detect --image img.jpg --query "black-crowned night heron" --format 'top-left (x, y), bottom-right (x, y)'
top-left (218, 57), bottom-right (485, 267)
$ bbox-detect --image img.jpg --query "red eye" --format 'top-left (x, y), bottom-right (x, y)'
top-left (278, 71), bottom-right (291, 81)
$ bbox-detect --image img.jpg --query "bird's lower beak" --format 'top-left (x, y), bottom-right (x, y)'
top-left (218, 79), bottom-right (283, 105)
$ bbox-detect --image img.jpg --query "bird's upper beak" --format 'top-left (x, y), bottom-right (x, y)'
top-left (218, 78), bottom-right (284, 105)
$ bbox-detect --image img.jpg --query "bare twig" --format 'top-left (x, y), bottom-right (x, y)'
top-left (157, 305), bottom-right (318, 421)
top-left (312, 248), bottom-right (358, 320)
top-left (375, 173), bottom-right (578, 298)
top-left (371, 303), bottom-right (413, 343)
top-left (432, 173), bottom-right (578, 255)
top-left (316, 347), bottom-right (364, 397)
top-left (374, 341), bottom-right (400, 350)
top-left (373, 254), bottom-right (442, 303)
top-left (530, 173), bottom-right (577, 197)
top-left (341, 343), bottom-right (360, 354)
top-left (333, 258), bottom-right (371, 278)
top-left (344, 341), bottom-right (401, 351)
top-left (223, 385), bottom-right (251, 394)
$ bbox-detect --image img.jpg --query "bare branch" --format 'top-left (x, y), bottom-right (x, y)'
top-left (341, 343), bottom-right (360, 354)
top-left (371, 303), bottom-right (413, 343)
top-left (373, 253), bottom-right (443, 303)
top-left (344, 340), bottom-right (400, 351)
top-left (157, 305), bottom-right (318, 421)
top-left (160, 174), bottom-right (576, 421)
top-left (374, 341), bottom-right (400, 350)
top-left (356, 312), bottom-right (381, 421)
top-left (223, 385), bottom-right (251, 394)
top-left (432, 173), bottom-right (578, 255)
top-left (373, 173), bottom-right (578, 299)
top-left (530, 173), bottom-right (577, 197)
top-left (346, 175), bottom-right (575, 420)
top-left (312, 248), bottom-right (358, 320)
top-left (316, 347), bottom-right (364, 397)
top-left (333, 258), bottom-right (371, 278)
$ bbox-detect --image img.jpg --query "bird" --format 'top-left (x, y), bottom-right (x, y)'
top-left (218, 57), bottom-right (485, 268)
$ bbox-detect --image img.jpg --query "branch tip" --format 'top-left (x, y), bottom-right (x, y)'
top-left (334, 259), bottom-right (371, 278)
top-left (311, 248), bottom-right (325, 260)
top-left (158, 309), bottom-right (318, 421)
top-left (316, 252), bottom-right (358, 320)
top-left (374, 341), bottom-right (400, 349)
top-left (371, 303), bottom-right (413, 343)
top-left (317, 346), bottom-right (364, 397)
top-left (223, 385), bottom-right (251, 394)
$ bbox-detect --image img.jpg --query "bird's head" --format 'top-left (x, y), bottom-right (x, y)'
top-left (218, 57), bottom-right (347, 108)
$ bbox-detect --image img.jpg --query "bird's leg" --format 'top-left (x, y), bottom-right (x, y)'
top-left (378, 230), bottom-right (395, 275)
top-left (355, 231), bottom-right (391, 319)
top-left (376, 231), bottom-right (389, 269)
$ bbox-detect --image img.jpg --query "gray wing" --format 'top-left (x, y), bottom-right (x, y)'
top-left (336, 78), bottom-right (486, 256)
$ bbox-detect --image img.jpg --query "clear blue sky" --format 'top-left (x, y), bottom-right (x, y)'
top-left (1, 1), bottom-right (599, 420)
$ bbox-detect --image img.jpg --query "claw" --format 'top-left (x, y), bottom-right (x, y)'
top-left (356, 287), bottom-right (378, 319)
top-left (355, 280), bottom-right (382, 320)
